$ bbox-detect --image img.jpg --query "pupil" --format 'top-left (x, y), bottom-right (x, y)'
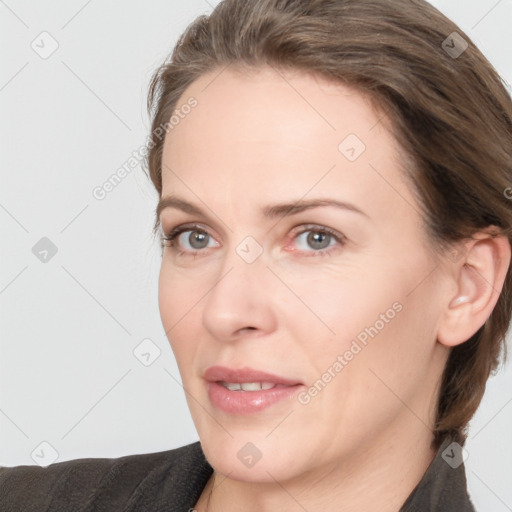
top-left (308, 231), bottom-right (329, 250)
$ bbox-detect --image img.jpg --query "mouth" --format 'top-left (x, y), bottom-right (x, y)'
top-left (204, 365), bottom-right (303, 386)
top-left (203, 366), bottom-right (305, 414)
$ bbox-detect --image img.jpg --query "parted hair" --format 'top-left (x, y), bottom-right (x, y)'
top-left (143, 0), bottom-right (512, 447)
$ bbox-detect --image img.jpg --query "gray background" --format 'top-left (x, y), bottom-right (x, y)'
top-left (1, 0), bottom-right (511, 510)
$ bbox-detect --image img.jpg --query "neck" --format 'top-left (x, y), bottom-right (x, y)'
top-left (198, 422), bottom-right (437, 512)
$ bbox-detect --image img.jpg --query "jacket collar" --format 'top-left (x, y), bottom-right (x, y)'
top-left (399, 437), bottom-right (475, 511)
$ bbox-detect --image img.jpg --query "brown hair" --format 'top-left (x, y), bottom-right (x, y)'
top-left (142, 0), bottom-right (512, 447)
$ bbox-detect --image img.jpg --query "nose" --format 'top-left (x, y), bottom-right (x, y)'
top-left (201, 246), bottom-right (278, 342)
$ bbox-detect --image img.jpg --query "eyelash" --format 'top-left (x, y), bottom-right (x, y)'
top-left (161, 223), bottom-right (346, 258)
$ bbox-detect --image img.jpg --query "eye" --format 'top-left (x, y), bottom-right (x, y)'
top-left (161, 224), bottom-right (218, 254)
top-left (161, 223), bottom-right (345, 258)
top-left (288, 225), bottom-right (345, 257)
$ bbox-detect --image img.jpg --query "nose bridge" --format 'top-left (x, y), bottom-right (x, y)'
top-left (201, 235), bottom-right (276, 337)
top-left (208, 237), bottom-right (268, 309)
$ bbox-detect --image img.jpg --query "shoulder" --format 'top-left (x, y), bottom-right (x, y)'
top-left (0, 441), bottom-right (213, 512)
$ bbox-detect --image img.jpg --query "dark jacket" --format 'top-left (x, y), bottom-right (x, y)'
top-left (0, 437), bottom-right (476, 511)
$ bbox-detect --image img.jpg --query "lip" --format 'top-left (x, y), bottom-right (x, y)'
top-left (204, 365), bottom-right (305, 415)
top-left (204, 366), bottom-right (303, 386)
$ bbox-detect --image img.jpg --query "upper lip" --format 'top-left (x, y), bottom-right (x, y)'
top-left (204, 366), bottom-right (303, 386)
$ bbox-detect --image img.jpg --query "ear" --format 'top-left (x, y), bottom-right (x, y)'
top-left (437, 227), bottom-right (511, 347)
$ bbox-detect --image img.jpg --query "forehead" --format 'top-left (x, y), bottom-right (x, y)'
top-left (160, 65), bottom-right (410, 219)
top-left (163, 66), bottom-right (385, 156)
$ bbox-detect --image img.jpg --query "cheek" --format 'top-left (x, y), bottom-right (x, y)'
top-left (158, 264), bottom-right (203, 359)
top-left (158, 262), bottom-right (203, 326)
top-left (321, 275), bottom-right (439, 413)
top-left (158, 266), bottom-right (177, 330)
top-left (280, 265), bottom-right (392, 343)
top-left (289, 257), bottom-right (432, 375)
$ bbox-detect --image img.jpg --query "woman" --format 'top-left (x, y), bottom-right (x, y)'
top-left (1, 0), bottom-right (511, 510)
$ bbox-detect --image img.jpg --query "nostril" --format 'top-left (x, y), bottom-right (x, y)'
top-left (239, 326), bottom-right (257, 334)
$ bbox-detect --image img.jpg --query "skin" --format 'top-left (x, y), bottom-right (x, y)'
top-left (157, 65), bottom-right (511, 512)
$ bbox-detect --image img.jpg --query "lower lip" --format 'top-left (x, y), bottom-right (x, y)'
top-left (207, 381), bottom-right (304, 414)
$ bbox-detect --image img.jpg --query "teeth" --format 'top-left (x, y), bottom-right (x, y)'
top-left (221, 382), bottom-right (276, 391)
top-left (224, 382), bottom-right (241, 391)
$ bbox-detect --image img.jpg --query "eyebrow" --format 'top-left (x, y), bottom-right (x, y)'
top-left (156, 195), bottom-right (368, 222)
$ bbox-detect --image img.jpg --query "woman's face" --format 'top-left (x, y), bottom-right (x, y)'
top-left (158, 66), bottom-right (450, 481)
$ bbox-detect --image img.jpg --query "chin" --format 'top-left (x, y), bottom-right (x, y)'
top-left (199, 433), bottom-right (302, 482)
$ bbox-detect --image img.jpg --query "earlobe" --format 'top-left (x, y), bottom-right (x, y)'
top-left (437, 229), bottom-right (511, 348)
